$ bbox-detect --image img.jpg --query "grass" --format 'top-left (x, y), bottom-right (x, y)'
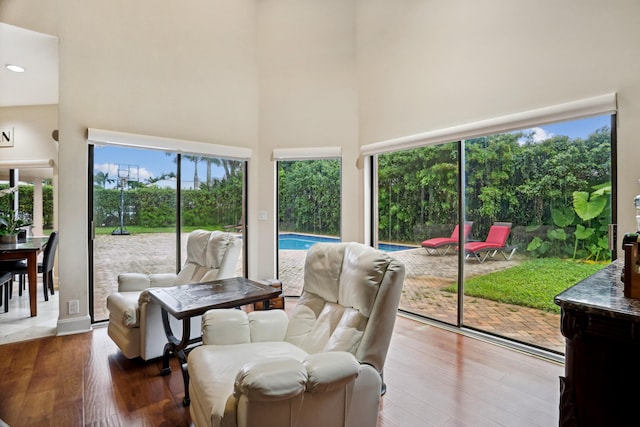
top-left (443, 258), bottom-right (608, 313)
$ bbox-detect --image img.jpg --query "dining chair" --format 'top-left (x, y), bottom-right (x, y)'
top-left (0, 231), bottom-right (59, 301)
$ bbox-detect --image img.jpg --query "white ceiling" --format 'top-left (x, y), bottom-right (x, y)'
top-left (0, 23), bottom-right (58, 107)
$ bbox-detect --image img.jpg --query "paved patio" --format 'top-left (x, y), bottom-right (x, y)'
top-left (93, 233), bottom-right (565, 354)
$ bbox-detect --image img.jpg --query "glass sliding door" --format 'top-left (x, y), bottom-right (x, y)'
top-left (90, 145), bottom-right (177, 322)
top-left (376, 143), bottom-right (460, 325)
top-left (372, 114), bottom-right (614, 354)
top-left (90, 146), bottom-right (245, 322)
top-left (179, 153), bottom-right (244, 274)
top-left (277, 159), bottom-right (341, 296)
top-left (462, 116), bottom-right (613, 353)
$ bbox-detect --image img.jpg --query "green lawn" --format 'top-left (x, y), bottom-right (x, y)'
top-left (443, 258), bottom-right (608, 313)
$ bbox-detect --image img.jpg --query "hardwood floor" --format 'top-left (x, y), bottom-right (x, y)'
top-left (0, 314), bottom-right (564, 427)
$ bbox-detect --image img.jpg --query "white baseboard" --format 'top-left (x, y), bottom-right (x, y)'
top-left (57, 315), bottom-right (92, 336)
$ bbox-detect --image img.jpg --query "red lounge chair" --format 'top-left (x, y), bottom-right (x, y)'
top-left (421, 222), bottom-right (472, 256)
top-left (465, 222), bottom-right (516, 263)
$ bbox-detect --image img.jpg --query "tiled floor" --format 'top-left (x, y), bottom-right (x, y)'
top-left (0, 278), bottom-right (59, 345)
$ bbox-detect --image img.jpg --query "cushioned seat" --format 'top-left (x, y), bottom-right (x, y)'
top-left (421, 222), bottom-right (472, 255)
top-left (187, 241), bottom-right (405, 427)
top-left (465, 222), bottom-right (514, 263)
top-left (106, 229), bottom-right (242, 360)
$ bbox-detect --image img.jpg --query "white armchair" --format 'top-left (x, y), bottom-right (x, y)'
top-left (106, 229), bottom-right (242, 360)
top-left (187, 241), bottom-right (405, 427)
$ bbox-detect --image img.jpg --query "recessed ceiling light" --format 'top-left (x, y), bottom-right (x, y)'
top-left (6, 64), bottom-right (25, 73)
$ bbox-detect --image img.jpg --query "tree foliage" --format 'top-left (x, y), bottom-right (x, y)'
top-left (93, 165), bottom-right (243, 229)
top-left (23, 124), bottom-right (611, 263)
top-left (278, 160), bottom-right (341, 235)
top-left (378, 126), bottom-right (612, 260)
top-left (0, 184), bottom-right (55, 228)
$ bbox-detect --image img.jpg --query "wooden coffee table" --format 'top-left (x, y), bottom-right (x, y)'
top-left (147, 277), bottom-right (282, 406)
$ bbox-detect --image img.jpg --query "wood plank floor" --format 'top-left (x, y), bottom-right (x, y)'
top-left (0, 314), bottom-right (564, 427)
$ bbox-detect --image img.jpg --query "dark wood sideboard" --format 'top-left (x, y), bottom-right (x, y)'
top-left (554, 260), bottom-right (640, 426)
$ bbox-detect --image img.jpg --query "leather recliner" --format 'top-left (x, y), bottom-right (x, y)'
top-left (106, 229), bottom-right (242, 361)
top-left (187, 241), bottom-right (405, 427)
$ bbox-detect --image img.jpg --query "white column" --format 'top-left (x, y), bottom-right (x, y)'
top-left (33, 179), bottom-right (43, 236)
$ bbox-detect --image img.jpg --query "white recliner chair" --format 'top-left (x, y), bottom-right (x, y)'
top-left (106, 229), bottom-right (242, 361)
top-left (187, 242), bottom-right (405, 427)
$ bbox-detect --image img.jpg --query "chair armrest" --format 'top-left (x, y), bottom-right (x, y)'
top-left (117, 272), bottom-right (177, 292)
top-left (303, 351), bottom-right (360, 393)
top-left (233, 352), bottom-right (359, 401)
top-left (106, 291), bottom-right (141, 327)
top-left (234, 357), bottom-right (307, 401)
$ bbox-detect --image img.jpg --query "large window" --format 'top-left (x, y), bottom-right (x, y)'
top-left (89, 145), bottom-right (245, 322)
top-left (377, 142), bottom-right (460, 324)
top-left (372, 113), bottom-right (614, 355)
top-left (277, 159), bottom-right (341, 296)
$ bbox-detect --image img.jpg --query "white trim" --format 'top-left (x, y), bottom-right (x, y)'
top-left (360, 93), bottom-right (617, 156)
top-left (56, 315), bottom-right (92, 336)
top-left (87, 128), bottom-right (252, 161)
top-left (0, 159), bottom-right (54, 168)
top-left (271, 146), bottom-right (342, 161)
top-left (363, 156), bottom-right (373, 247)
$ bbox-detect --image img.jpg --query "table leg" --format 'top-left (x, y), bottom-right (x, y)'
top-left (27, 252), bottom-right (37, 317)
top-left (159, 308), bottom-right (192, 406)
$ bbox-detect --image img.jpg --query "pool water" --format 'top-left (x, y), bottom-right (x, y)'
top-left (278, 233), bottom-right (414, 252)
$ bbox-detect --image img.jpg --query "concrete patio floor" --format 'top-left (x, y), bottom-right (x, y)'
top-left (92, 233), bottom-right (565, 354)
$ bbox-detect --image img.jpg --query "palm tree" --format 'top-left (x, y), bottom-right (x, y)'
top-left (167, 152), bottom-right (201, 189)
top-left (94, 171), bottom-right (114, 188)
top-left (183, 155), bottom-right (200, 188)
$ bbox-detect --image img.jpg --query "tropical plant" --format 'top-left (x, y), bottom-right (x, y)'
top-left (526, 184), bottom-right (611, 261)
top-left (0, 210), bottom-right (27, 236)
top-left (572, 184), bottom-right (611, 261)
top-left (0, 186), bottom-right (27, 236)
top-left (278, 160), bottom-right (340, 235)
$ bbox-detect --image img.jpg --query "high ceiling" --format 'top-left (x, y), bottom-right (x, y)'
top-left (0, 23), bottom-right (58, 107)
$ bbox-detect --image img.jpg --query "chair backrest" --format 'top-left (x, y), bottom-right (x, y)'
top-left (485, 222), bottom-right (512, 246)
top-left (448, 222), bottom-right (473, 241)
top-left (463, 221), bottom-right (473, 238)
top-left (174, 230), bottom-right (242, 285)
top-left (284, 242), bottom-right (405, 374)
top-left (42, 231), bottom-right (59, 273)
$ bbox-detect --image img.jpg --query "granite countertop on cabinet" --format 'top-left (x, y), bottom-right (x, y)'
top-left (554, 259), bottom-right (640, 322)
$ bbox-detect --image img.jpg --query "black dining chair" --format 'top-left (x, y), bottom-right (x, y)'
top-left (0, 231), bottom-right (59, 301)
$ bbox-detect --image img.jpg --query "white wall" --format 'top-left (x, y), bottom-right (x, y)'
top-left (255, 0), bottom-right (358, 276)
top-left (3, 0), bottom-right (261, 333)
top-left (3, 0), bottom-right (640, 335)
top-left (356, 0), bottom-right (640, 240)
top-left (0, 105), bottom-right (58, 165)
top-left (3, 0), bottom-right (358, 335)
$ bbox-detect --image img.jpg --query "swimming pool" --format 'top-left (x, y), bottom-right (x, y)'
top-left (278, 233), bottom-right (415, 252)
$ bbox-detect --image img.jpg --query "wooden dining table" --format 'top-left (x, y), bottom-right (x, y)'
top-left (0, 236), bottom-right (49, 317)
